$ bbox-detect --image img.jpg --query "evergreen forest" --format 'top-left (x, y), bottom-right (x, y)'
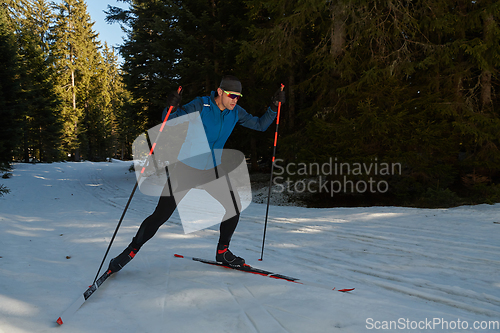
top-left (1, 0), bottom-right (500, 207)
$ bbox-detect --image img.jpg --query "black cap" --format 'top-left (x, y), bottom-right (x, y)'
top-left (219, 75), bottom-right (242, 93)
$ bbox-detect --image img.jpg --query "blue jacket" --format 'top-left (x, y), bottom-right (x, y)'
top-left (162, 91), bottom-right (277, 169)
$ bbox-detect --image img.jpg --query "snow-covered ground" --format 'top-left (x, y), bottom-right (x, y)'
top-left (0, 161), bottom-right (499, 333)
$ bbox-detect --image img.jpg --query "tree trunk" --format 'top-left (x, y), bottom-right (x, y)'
top-left (480, 70), bottom-right (492, 112)
top-left (330, 4), bottom-right (346, 58)
top-left (71, 50), bottom-right (79, 161)
top-left (480, 13), bottom-right (494, 112)
top-left (23, 120), bottom-right (29, 162)
top-left (287, 73), bottom-right (295, 130)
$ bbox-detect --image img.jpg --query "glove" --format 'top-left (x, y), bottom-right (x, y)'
top-left (166, 89), bottom-right (182, 109)
top-left (270, 87), bottom-right (285, 112)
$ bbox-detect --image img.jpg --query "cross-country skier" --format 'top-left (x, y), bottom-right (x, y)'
top-left (108, 75), bottom-right (285, 272)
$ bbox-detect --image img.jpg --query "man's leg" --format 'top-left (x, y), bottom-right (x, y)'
top-left (204, 175), bottom-right (245, 266)
top-left (108, 180), bottom-right (187, 273)
top-left (132, 194), bottom-right (178, 247)
top-left (218, 213), bottom-right (240, 247)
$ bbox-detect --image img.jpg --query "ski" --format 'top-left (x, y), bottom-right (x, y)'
top-left (56, 269), bottom-right (113, 325)
top-left (174, 254), bottom-right (354, 292)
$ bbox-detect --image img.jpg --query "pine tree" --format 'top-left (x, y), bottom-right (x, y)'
top-left (405, 0), bottom-right (500, 193)
top-left (9, 0), bottom-right (63, 162)
top-left (106, 0), bottom-right (253, 127)
top-left (105, 0), bottom-right (280, 168)
top-left (0, 3), bottom-right (22, 166)
top-left (83, 43), bottom-right (114, 161)
top-left (105, 0), bottom-right (178, 130)
top-left (50, 0), bottom-right (101, 161)
top-left (241, 0), bottom-right (500, 204)
top-left (100, 43), bottom-right (135, 160)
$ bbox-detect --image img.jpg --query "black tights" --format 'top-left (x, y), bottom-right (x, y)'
top-left (130, 164), bottom-right (241, 249)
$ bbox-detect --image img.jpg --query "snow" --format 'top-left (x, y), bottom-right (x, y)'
top-left (0, 160), bottom-right (499, 333)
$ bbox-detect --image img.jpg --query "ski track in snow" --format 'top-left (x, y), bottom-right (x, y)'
top-left (0, 161), bottom-right (499, 333)
top-left (226, 285), bottom-right (291, 333)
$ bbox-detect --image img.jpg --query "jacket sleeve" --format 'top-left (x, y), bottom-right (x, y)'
top-left (162, 97), bottom-right (204, 124)
top-left (237, 106), bottom-right (277, 131)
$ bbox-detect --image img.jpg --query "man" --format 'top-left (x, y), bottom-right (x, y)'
top-left (108, 75), bottom-right (285, 272)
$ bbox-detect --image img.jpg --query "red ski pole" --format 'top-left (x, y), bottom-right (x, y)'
top-left (92, 86), bottom-right (182, 283)
top-left (259, 84), bottom-right (284, 261)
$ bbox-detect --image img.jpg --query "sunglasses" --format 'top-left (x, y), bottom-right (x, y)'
top-left (222, 89), bottom-right (242, 100)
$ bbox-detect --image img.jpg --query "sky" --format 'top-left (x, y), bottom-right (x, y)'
top-left (85, 1), bottom-right (128, 56)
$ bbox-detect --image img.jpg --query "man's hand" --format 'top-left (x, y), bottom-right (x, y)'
top-left (270, 86), bottom-right (285, 112)
top-left (166, 89), bottom-right (182, 109)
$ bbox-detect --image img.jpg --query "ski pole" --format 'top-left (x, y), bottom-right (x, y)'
top-left (259, 84), bottom-right (284, 261)
top-left (92, 86), bottom-right (182, 284)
